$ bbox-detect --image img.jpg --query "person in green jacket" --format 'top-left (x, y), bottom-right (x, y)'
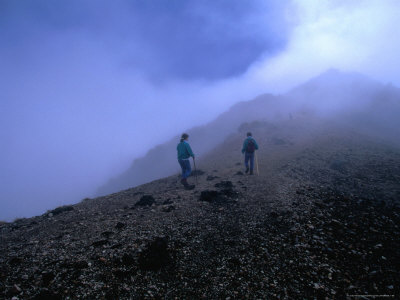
top-left (241, 132), bottom-right (259, 175)
top-left (177, 133), bottom-right (195, 189)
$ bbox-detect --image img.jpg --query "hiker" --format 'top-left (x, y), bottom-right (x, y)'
top-left (177, 133), bottom-right (195, 189)
top-left (241, 132), bottom-right (259, 175)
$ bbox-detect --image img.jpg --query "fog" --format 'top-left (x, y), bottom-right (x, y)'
top-left (1, 0), bottom-right (400, 221)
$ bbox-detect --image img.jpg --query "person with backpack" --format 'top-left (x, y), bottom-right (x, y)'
top-left (177, 133), bottom-right (195, 189)
top-left (241, 132), bottom-right (259, 175)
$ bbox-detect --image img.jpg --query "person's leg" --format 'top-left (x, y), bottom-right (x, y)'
top-left (249, 153), bottom-right (254, 174)
top-left (244, 153), bottom-right (250, 173)
top-left (178, 159), bottom-right (186, 179)
top-left (184, 160), bottom-right (192, 178)
top-left (180, 159), bottom-right (194, 189)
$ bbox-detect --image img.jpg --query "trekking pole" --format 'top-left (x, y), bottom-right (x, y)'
top-left (193, 157), bottom-right (198, 184)
top-left (255, 151), bottom-right (259, 176)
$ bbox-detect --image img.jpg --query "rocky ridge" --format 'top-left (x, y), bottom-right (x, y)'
top-left (1, 118), bottom-right (399, 299)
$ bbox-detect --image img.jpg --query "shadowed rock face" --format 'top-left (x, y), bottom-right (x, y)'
top-left (134, 195), bottom-right (155, 207)
top-left (1, 115), bottom-right (399, 298)
top-left (199, 181), bottom-right (239, 204)
top-left (138, 237), bottom-right (172, 271)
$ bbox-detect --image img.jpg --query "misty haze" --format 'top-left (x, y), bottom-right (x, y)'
top-left (1, 0), bottom-right (400, 298)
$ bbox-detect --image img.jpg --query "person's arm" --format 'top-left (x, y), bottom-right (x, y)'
top-left (186, 143), bottom-right (195, 158)
top-left (242, 140), bottom-right (247, 154)
top-left (254, 139), bottom-right (259, 150)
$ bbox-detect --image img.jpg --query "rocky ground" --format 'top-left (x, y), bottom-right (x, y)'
top-left (1, 119), bottom-right (399, 299)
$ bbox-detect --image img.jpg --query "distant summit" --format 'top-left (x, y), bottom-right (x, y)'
top-left (310, 68), bottom-right (377, 84)
top-left (287, 69), bottom-right (382, 99)
top-left (316, 68), bottom-right (369, 80)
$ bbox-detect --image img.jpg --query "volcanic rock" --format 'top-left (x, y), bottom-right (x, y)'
top-left (138, 237), bottom-right (172, 271)
top-left (135, 195), bottom-right (155, 207)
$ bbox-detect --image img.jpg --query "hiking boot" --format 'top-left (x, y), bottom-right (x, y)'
top-left (181, 178), bottom-right (194, 189)
top-left (250, 170), bottom-right (253, 175)
top-left (245, 166), bottom-right (249, 174)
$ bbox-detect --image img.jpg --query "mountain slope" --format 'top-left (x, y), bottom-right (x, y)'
top-left (98, 69), bottom-right (400, 197)
top-left (96, 93), bottom-right (289, 196)
top-left (2, 70), bottom-right (400, 298)
top-left (286, 68), bottom-right (400, 141)
top-left (1, 116), bottom-right (399, 298)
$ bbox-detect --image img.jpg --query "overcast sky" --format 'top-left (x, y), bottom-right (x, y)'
top-left (1, 0), bottom-right (400, 221)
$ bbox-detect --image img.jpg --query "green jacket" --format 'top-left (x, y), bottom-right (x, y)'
top-left (242, 137), bottom-right (259, 154)
top-left (177, 141), bottom-right (195, 160)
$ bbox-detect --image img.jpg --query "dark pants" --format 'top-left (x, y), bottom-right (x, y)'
top-left (244, 152), bottom-right (254, 171)
top-left (178, 159), bottom-right (192, 179)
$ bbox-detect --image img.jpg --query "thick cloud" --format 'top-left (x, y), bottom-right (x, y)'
top-left (0, 0), bottom-right (291, 80)
top-left (247, 0), bottom-right (400, 92)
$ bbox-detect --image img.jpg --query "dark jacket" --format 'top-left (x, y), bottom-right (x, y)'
top-left (241, 137), bottom-right (259, 154)
top-left (177, 141), bottom-right (195, 160)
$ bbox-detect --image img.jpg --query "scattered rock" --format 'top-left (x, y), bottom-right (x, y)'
top-left (32, 290), bottom-right (62, 300)
top-left (91, 240), bottom-right (108, 247)
top-left (206, 175), bottom-right (219, 181)
top-left (121, 253), bottom-right (135, 266)
top-left (115, 222), bottom-right (126, 230)
top-left (101, 231), bottom-right (114, 238)
top-left (11, 284), bottom-right (21, 294)
top-left (138, 237), bottom-right (172, 271)
top-left (8, 257), bottom-right (22, 265)
top-left (199, 190), bottom-right (221, 203)
top-left (72, 261), bottom-right (88, 269)
top-left (162, 205), bottom-right (176, 212)
top-left (162, 199), bottom-right (173, 205)
top-left (135, 195), bottom-right (155, 207)
top-left (199, 184), bottom-right (238, 204)
top-left (48, 205), bottom-right (74, 216)
top-left (41, 271), bottom-right (54, 286)
top-left (214, 181), bottom-right (234, 189)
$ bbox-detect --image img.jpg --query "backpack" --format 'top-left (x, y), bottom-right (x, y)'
top-left (246, 139), bottom-right (255, 153)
